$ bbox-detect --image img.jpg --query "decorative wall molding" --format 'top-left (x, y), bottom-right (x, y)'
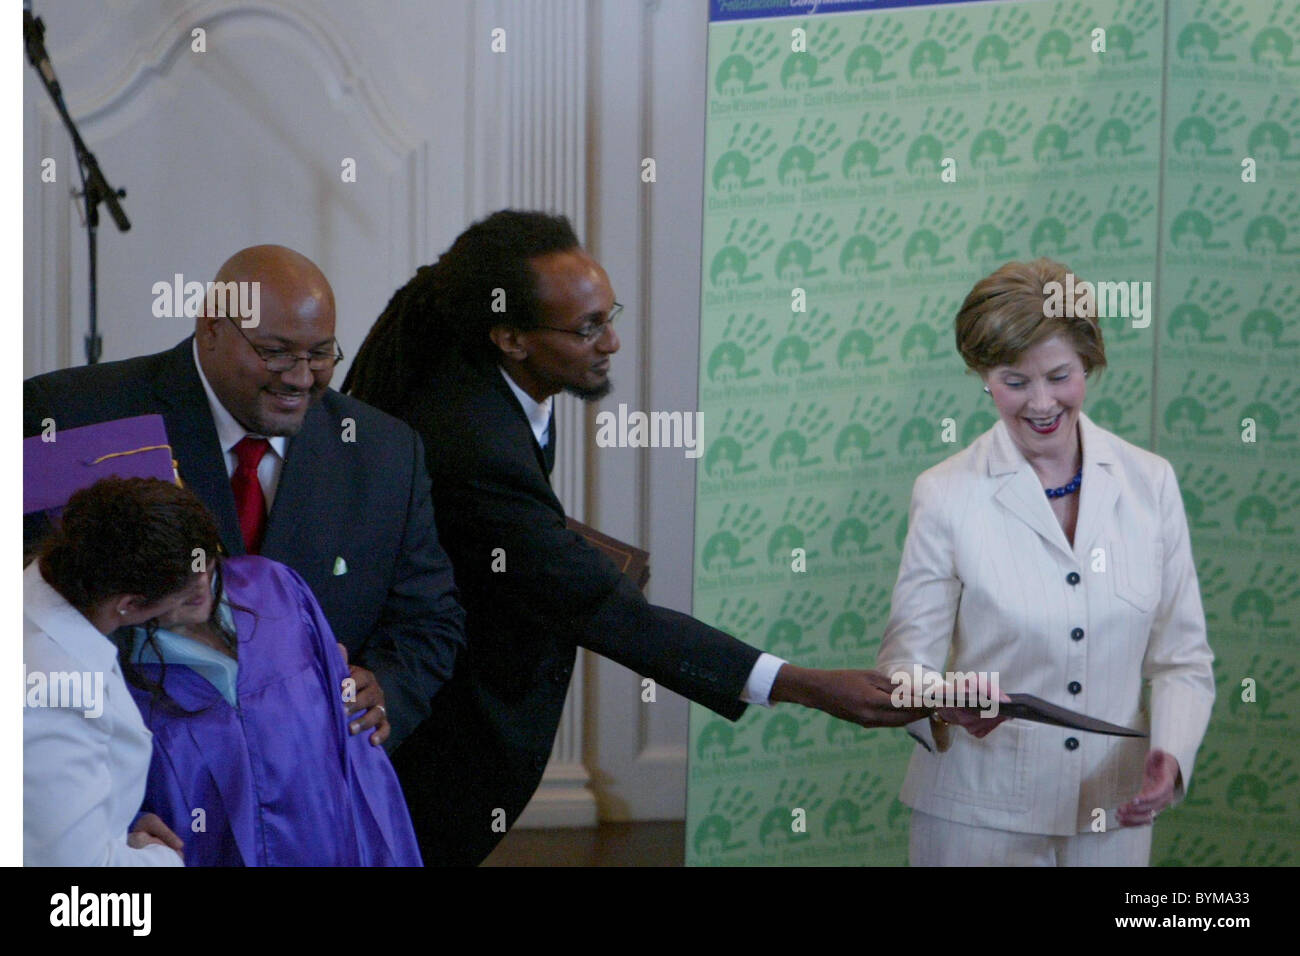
top-left (67, 1), bottom-right (421, 163)
top-left (582, 0), bottom-right (706, 821)
top-left (26, 100), bottom-right (73, 373)
top-left (469, 0), bottom-right (596, 828)
top-left (25, 0), bottom-right (446, 377)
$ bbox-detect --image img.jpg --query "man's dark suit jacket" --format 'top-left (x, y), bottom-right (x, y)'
top-left (23, 338), bottom-right (465, 749)
top-left (390, 349), bottom-right (762, 866)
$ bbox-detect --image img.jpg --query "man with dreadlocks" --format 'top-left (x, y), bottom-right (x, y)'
top-left (345, 209), bottom-right (933, 866)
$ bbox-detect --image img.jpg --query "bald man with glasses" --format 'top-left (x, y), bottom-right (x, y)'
top-left (24, 244), bottom-right (466, 753)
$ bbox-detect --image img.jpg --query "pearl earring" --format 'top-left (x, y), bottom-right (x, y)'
top-left (983, 385), bottom-right (990, 394)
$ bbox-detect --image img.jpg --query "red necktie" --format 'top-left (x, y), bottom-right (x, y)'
top-left (231, 436), bottom-right (270, 555)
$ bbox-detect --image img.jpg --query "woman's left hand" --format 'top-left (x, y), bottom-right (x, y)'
top-left (129, 813), bottom-right (185, 859)
top-left (1116, 749), bottom-right (1180, 827)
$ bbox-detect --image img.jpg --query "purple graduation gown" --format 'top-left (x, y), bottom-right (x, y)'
top-left (126, 556), bottom-right (422, 866)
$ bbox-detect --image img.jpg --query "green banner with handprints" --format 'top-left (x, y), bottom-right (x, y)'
top-left (689, 0), bottom-right (1298, 866)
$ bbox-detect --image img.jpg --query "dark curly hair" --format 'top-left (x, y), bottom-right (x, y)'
top-left (37, 476), bottom-right (235, 715)
top-left (342, 209), bottom-right (580, 415)
top-left (39, 476), bottom-right (223, 611)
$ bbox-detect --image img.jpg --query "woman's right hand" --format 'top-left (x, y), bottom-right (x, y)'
top-left (936, 675), bottom-right (1011, 739)
top-left (129, 812), bottom-right (185, 860)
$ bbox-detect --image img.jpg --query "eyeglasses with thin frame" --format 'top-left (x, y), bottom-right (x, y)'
top-left (533, 302), bottom-right (623, 345)
top-left (224, 315), bottom-right (344, 372)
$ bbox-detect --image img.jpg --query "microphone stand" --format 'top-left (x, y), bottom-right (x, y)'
top-left (24, 8), bottom-right (131, 365)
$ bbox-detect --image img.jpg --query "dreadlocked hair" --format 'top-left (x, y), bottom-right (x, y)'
top-left (343, 209), bottom-right (580, 416)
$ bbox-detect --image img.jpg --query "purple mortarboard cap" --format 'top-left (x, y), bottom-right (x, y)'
top-left (24, 414), bottom-right (180, 514)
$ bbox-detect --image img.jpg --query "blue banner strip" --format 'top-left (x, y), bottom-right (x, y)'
top-left (710, 0), bottom-right (1000, 22)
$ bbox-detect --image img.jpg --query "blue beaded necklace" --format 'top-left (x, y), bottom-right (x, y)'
top-left (1045, 466), bottom-right (1083, 499)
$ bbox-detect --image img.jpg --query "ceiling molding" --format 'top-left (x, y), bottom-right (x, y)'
top-left (67, 0), bottom-right (421, 159)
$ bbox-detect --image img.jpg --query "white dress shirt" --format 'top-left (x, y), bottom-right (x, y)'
top-left (23, 562), bottom-right (183, 866)
top-left (498, 367), bottom-right (785, 706)
top-left (192, 339), bottom-right (287, 508)
top-left (500, 367), bottom-right (553, 447)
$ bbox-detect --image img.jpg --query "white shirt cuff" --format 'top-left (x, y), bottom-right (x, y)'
top-left (740, 653), bottom-right (786, 706)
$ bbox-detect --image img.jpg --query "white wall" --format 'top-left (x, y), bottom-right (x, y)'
top-left (24, 0), bottom-right (471, 376)
top-left (584, 0), bottom-right (711, 820)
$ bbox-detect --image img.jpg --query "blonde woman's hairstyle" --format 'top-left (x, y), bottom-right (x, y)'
top-left (954, 258), bottom-right (1107, 374)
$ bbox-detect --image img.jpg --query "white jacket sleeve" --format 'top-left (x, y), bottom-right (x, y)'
top-left (24, 703), bottom-right (181, 867)
top-left (877, 470), bottom-right (962, 753)
top-left (1142, 460), bottom-right (1215, 797)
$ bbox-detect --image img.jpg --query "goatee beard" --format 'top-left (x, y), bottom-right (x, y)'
top-left (564, 379), bottom-right (614, 402)
top-left (246, 388), bottom-right (320, 436)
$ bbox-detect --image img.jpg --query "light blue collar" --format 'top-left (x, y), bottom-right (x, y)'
top-left (130, 601), bottom-right (239, 706)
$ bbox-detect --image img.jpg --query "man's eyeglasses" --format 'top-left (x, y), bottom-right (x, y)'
top-left (534, 302), bottom-right (622, 345)
top-left (225, 315), bottom-right (344, 372)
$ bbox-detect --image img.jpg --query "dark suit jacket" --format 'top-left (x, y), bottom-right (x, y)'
top-left (24, 338), bottom-right (465, 749)
top-left (389, 349), bottom-right (761, 866)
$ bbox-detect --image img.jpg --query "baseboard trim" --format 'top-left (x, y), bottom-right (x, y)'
top-left (514, 762), bottom-right (599, 829)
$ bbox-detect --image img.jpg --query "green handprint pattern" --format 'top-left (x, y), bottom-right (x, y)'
top-left (781, 21), bottom-right (844, 92)
top-left (1175, 0), bottom-right (1250, 63)
top-left (1249, 2), bottom-right (1300, 68)
top-left (846, 15), bottom-right (907, 85)
top-left (973, 5), bottom-right (1035, 74)
top-left (714, 25), bottom-right (780, 96)
top-left (693, 0), bottom-right (1293, 868)
top-left (908, 10), bottom-right (972, 81)
top-left (704, 407), bottom-right (769, 479)
top-left (766, 498), bottom-right (831, 566)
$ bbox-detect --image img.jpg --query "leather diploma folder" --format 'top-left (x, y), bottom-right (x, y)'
top-left (976, 694), bottom-right (1147, 737)
top-left (566, 516), bottom-right (650, 592)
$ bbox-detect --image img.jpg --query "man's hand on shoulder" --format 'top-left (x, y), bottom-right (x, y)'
top-left (337, 642), bottom-right (390, 747)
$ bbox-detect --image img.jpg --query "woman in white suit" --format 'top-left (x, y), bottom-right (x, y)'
top-left (877, 258), bottom-right (1215, 866)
